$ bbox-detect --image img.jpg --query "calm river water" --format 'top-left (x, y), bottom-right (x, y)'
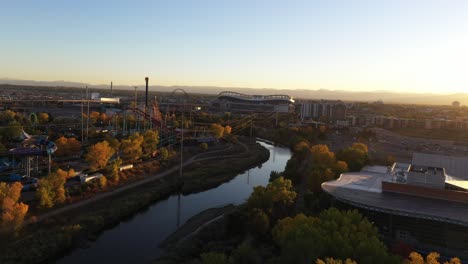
top-left (58, 141), bottom-right (291, 264)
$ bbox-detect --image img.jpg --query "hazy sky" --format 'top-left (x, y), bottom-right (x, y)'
top-left (2, 0), bottom-right (468, 94)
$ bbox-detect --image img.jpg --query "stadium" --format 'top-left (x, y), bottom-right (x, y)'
top-left (211, 91), bottom-right (295, 113)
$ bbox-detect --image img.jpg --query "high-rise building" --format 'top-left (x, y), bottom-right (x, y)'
top-left (298, 99), bottom-right (346, 122)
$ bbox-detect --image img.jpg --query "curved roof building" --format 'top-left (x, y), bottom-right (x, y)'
top-left (322, 160), bottom-right (468, 259)
top-left (213, 91), bottom-right (295, 113)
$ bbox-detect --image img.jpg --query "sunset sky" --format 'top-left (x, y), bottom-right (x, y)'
top-left (1, 0), bottom-right (468, 94)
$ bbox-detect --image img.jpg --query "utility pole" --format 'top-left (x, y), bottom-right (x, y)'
top-left (145, 77), bottom-right (149, 131)
top-left (250, 118), bottom-right (253, 140)
top-left (81, 91), bottom-right (84, 143)
top-left (134, 86), bottom-right (138, 108)
top-left (179, 105), bottom-right (184, 179)
top-left (86, 86), bottom-right (90, 142)
top-left (111, 81), bottom-right (113, 97)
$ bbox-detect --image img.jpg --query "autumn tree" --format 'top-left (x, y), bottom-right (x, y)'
top-left (211, 123), bottom-right (225, 138)
top-left (142, 129), bottom-right (159, 157)
top-left (224, 125), bottom-right (232, 135)
top-left (159, 147), bottom-right (170, 160)
top-left (85, 141), bottom-right (115, 170)
top-left (100, 112), bottom-right (107, 122)
top-left (0, 110), bottom-right (16, 123)
top-left (89, 111), bottom-right (101, 124)
top-left (54, 137), bottom-right (82, 156)
top-left (316, 258), bottom-right (357, 264)
top-left (120, 132), bottom-right (143, 161)
top-left (36, 171), bottom-right (67, 208)
top-left (0, 182), bottom-right (28, 233)
top-left (407, 252), bottom-right (460, 264)
top-left (37, 112), bottom-right (49, 124)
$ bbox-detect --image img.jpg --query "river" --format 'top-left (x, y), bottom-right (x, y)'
top-left (58, 141), bottom-right (291, 264)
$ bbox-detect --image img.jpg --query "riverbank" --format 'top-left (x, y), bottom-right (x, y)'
top-left (0, 139), bottom-right (269, 264)
top-left (155, 206), bottom-right (238, 264)
top-left (180, 141), bottom-right (270, 194)
top-left (160, 205), bottom-right (236, 248)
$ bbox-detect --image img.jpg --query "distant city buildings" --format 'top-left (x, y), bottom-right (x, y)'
top-left (452, 101), bottom-right (461, 108)
top-left (297, 99), bottom-right (347, 123)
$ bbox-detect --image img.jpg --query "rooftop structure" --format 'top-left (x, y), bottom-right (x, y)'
top-left (412, 152), bottom-right (468, 180)
top-left (322, 155), bottom-right (468, 227)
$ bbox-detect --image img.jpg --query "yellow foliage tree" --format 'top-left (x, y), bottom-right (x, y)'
top-left (89, 111), bottom-right (101, 123)
top-left (316, 258), bottom-right (357, 264)
top-left (37, 112), bottom-right (49, 124)
top-left (55, 136), bottom-right (82, 156)
top-left (85, 141), bottom-right (115, 170)
top-left (224, 125), bottom-right (232, 135)
top-left (210, 123), bottom-right (224, 138)
top-left (36, 172), bottom-right (67, 208)
top-left (143, 130), bottom-right (159, 157)
top-left (120, 132), bottom-right (143, 161)
top-left (407, 252), bottom-right (461, 264)
top-left (0, 182), bottom-right (29, 232)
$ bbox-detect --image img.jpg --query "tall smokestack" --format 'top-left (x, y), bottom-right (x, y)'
top-left (145, 77), bottom-right (149, 110)
top-left (111, 81), bottom-right (113, 96)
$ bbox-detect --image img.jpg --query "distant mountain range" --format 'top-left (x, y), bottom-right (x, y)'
top-left (1, 78), bottom-right (466, 106)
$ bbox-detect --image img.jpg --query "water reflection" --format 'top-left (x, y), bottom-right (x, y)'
top-left (58, 142), bottom-right (291, 264)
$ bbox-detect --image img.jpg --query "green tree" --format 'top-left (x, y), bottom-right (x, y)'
top-left (247, 177), bottom-right (297, 219)
top-left (336, 143), bottom-right (369, 171)
top-left (229, 242), bottom-right (260, 264)
top-left (104, 135), bottom-right (121, 153)
top-left (109, 158), bottom-right (122, 183)
top-left (272, 208), bottom-right (399, 264)
top-left (3, 121), bottom-right (23, 140)
top-left (200, 252), bottom-right (228, 264)
top-left (85, 141), bottom-right (115, 170)
top-left (199, 142), bottom-right (208, 151)
top-left (248, 208), bottom-right (270, 237)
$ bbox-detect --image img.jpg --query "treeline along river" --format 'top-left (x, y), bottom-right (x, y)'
top-left (58, 141), bottom-right (291, 263)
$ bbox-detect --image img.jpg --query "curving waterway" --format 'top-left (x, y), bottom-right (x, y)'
top-left (58, 141), bottom-right (291, 264)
